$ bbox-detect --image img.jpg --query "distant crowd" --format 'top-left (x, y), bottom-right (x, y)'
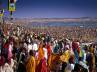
top-left (0, 23), bottom-right (97, 72)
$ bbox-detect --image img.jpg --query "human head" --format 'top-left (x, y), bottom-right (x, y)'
top-left (29, 50), bottom-right (34, 56)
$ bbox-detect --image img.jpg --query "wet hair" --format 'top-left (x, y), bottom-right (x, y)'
top-left (21, 54), bottom-right (25, 62)
top-left (69, 56), bottom-right (74, 64)
top-left (79, 57), bottom-right (82, 61)
top-left (29, 50), bottom-right (34, 56)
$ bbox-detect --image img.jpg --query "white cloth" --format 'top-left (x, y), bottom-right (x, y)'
top-left (32, 43), bottom-right (38, 51)
top-left (94, 48), bottom-right (97, 56)
top-left (0, 63), bottom-right (13, 72)
top-left (8, 44), bottom-right (13, 59)
top-left (28, 38), bottom-right (31, 43)
top-left (65, 63), bottom-right (75, 72)
top-left (83, 51), bottom-right (86, 63)
top-left (65, 45), bottom-right (70, 49)
top-left (10, 59), bottom-right (14, 68)
top-left (35, 52), bottom-right (38, 59)
top-left (43, 48), bottom-right (48, 60)
top-left (24, 43), bottom-right (27, 49)
top-left (9, 44), bottom-right (13, 51)
top-left (70, 48), bottom-right (74, 56)
top-left (0, 66), bottom-right (5, 72)
top-left (28, 44), bottom-right (33, 53)
top-left (79, 61), bottom-right (89, 70)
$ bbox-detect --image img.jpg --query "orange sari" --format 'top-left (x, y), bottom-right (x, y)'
top-left (37, 44), bottom-right (44, 65)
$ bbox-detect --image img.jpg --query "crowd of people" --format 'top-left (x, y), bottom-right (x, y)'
top-left (0, 23), bottom-right (97, 72)
top-left (29, 26), bottom-right (97, 43)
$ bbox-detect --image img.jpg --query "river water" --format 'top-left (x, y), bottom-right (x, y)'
top-left (26, 22), bottom-right (97, 28)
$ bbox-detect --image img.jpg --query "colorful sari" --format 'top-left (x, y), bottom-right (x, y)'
top-left (36, 44), bottom-right (48, 72)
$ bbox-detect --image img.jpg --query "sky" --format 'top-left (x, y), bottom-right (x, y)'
top-left (1, 0), bottom-right (97, 18)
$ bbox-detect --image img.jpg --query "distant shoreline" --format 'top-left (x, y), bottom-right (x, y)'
top-left (5, 17), bottom-right (97, 24)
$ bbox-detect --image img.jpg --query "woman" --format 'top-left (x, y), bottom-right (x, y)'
top-left (26, 50), bottom-right (35, 72)
top-left (36, 43), bottom-right (48, 72)
top-left (60, 48), bottom-right (70, 72)
top-left (17, 49), bottom-right (26, 72)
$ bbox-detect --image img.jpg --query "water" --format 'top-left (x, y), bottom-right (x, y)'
top-left (27, 22), bottom-right (97, 28)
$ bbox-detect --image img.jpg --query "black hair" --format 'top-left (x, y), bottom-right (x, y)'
top-left (29, 50), bottom-right (34, 56)
top-left (79, 57), bottom-right (82, 61)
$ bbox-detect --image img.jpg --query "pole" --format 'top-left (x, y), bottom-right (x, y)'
top-left (10, 11), bottom-right (13, 20)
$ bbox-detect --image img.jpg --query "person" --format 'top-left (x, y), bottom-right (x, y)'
top-left (72, 41), bottom-right (80, 63)
top-left (65, 56), bottom-right (75, 72)
top-left (73, 57), bottom-right (88, 72)
top-left (60, 48), bottom-right (70, 72)
top-left (46, 42), bottom-right (52, 71)
top-left (0, 62), bottom-right (13, 72)
top-left (36, 43), bottom-right (48, 72)
top-left (86, 50), bottom-right (93, 72)
top-left (37, 43), bottom-right (44, 65)
top-left (8, 41), bottom-right (13, 64)
top-left (94, 46), bottom-right (97, 68)
top-left (78, 57), bottom-right (89, 72)
top-left (2, 40), bottom-right (9, 63)
top-left (27, 41), bottom-right (33, 53)
top-left (53, 41), bottom-right (59, 54)
top-left (26, 50), bottom-right (35, 72)
top-left (0, 55), bottom-right (5, 66)
top-left (36, 57), bottom-right (48, 72)
top-left (17, 48), bottom-right (26, 72)
top-left (32, 41), bottom-right (38, 59)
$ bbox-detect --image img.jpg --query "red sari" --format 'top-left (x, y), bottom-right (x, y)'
top-left (41, 58), bottom-right (47, 72)
top-left (46, 43), bottom-right (52, 70)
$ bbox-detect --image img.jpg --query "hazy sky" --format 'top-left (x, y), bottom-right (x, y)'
top-left (1, 0), bottom-right (97, 18)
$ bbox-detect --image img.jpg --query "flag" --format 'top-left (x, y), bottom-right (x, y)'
top-left (8, 0), bottom-right (16, 12)
top-left (0, 9), bottom-right (4, 17)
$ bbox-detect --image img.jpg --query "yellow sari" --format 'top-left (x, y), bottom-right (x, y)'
top-left (26, 56), bottom-right (35, 72)
top-left (60, 50), bottom-right (70, 63)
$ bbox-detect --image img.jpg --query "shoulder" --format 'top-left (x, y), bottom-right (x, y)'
top-left (30, 56), bottom-right (35, 61)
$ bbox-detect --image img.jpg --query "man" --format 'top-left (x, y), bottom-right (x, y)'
top-left (26, 50), bottom-right (35, 72)
top-left (94, 46), bottom-right (97, 68)
top-left (73, 57), bottom-right (88, 72)
top-left (17, 48), bottom-right (26, 72)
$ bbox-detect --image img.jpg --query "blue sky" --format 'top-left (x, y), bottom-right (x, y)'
top-left (1, 0), bottom-right (97, 18)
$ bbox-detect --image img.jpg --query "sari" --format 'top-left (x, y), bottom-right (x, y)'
top-left (36, 44), bottom-right (48, 72)
top-left (60, 50), bottom-right (70, 63)
top-left (36, 57), bottom-right (47, 72)
top-left (46, 43), bottom-right (52, 67)
top-left (26, 56), bottom-right (35, 72)
top-left (37, 44), bottom-right (44, 65)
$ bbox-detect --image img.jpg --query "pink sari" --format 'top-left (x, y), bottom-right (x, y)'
top-left (36, 57), bottom-right (47, 72)
top-left (8, 44), bottom-right (12, 64)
